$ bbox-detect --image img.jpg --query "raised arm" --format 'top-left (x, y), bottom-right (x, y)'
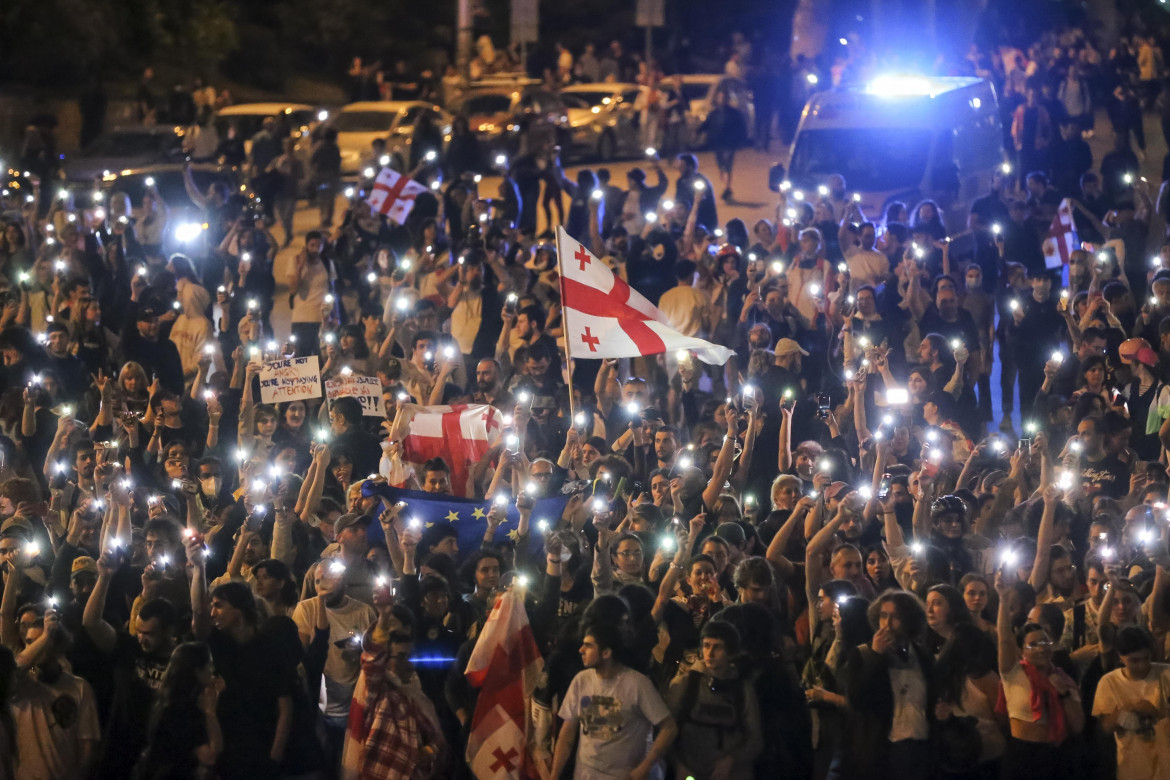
top-left (188, 536), bottom-right (210, 640)
top-left (1028, 486), bottom-right (1058, 592)
top-left (701, 409), bottom-right (740, 509)
top-left (995, 570), bottom-right (1019, 675)
top-left (82, 552), bottom-right (120, 654)
top-left (777, 403), bottom-right (793, 472)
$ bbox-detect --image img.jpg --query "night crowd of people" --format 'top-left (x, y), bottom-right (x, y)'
top-left (5, 19), bottom-right (1170, 780)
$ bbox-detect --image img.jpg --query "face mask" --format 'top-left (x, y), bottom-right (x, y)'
top-left (200, 477), bottom-right (222, 496)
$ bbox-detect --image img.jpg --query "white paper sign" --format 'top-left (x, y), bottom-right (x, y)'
top-left (325, 374), bottom-right (386, 417)
top-left (259, 356), bottom-right (322, 403)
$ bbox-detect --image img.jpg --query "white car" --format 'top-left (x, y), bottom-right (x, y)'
top-left (666, 74), bottom-right (756, 146)
top-left (334, 101), bottom-right (452, 177)
top-left (560, 83), bottom-right (645, 160)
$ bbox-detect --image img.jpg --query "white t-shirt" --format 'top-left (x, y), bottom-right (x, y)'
top-left (1092, 663), bottom-right (1170, 780)
top-left (844, 247), bottom-right (889, 292)
top-left (11, 671), bottom-right (101, 780)
top-left (293, 596), bottom-right (377, 718)
top-left (450, 289), bottom-right (483, 354)
top-left (657, 285), bottom-right (707, 337)
top-left (559, 666), bottom-right (671, 780)
top-left (290, 257), bottom-right (333, 323)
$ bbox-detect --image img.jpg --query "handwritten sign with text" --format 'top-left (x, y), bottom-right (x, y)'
top-left (325, 374), bottom-right (386, 417)
top-left (259, 356), bottom-right (322, 403)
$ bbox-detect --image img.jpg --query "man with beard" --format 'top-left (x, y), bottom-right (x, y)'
top-left (497, 303), bottom-right (555, 366)
top-left (84, 551), bottom-right (179, 780)
top-left (739, 278), bottom-right (807, 343)
top-left (467, 357), bottom-right (510, 410)
top-left (653, 427), bottom-right (681, 471)
top-left (841, 222), bottom-right (888, 293)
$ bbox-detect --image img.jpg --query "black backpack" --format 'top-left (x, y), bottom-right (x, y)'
top-left (675, 669), bottom-right (745, 750)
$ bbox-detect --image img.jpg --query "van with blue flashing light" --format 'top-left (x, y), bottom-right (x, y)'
top-left (786, 75), bottom-right (1005, 240)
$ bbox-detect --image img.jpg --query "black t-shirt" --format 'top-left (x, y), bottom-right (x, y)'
top-left (1079, 452), bottom-right (1129, 499)
top-left (99, 632), bottom-right (170, 780)
top-left (207, 620), bottom-right (297, 778)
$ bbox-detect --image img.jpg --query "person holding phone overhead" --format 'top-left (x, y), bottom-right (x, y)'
top-left (994, 503), bottom-right (1085, 780)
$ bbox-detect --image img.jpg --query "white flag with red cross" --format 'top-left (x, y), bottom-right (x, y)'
top-left (393, 403), bottom-right (502, 495)
top-left (556, 226), bottom-right (734, 365)
top-left (366, 166), bottom-right (428, 224)
top-left (465, 588), bottom-right (544, 780)
top-left (1041, 198), bottom-right (1078, 270)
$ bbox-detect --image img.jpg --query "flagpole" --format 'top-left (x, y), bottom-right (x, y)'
top-left (555, 227), bottom-right (577, 422)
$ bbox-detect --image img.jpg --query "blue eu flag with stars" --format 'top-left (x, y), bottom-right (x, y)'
top-left (362, 485), bottom-right (570, 564)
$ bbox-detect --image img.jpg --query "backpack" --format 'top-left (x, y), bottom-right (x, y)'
top-left (675, 669), bottom-right (745, 750)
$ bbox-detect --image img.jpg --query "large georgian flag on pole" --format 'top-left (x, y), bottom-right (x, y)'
top-left (465, 588), bottom-right (544, 780)
top-left (1041, 198), bottom-right (1078, 270)
top-left (392, 403), bottom-right (502, 495)
top-left (366, 167), bottom-right (428, 224)
top-left (556, 226), bottom-right (734, 365)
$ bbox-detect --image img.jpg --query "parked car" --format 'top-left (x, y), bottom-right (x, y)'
top-left (560, 83), bottom-right (645, 160)
top-left (667, 74), bottom-right (756, 147)
top-left (214, 103), bottom-right (323, 195)
top-left (214, 102), bottom-right (319, 153)
top-left (450, 86), bottom-right (570, 161)
top-left (334, 101), bottom-right (452, 177)
top-left (60, 126), bottom-right (187, 182)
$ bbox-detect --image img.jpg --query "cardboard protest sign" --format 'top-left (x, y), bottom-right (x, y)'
top-left (325, 373), bottom-right (386, 417)
top-left (259, 356), bottom-right (322, 403)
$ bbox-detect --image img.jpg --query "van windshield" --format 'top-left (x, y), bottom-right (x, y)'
top-left (788, 128), bottom-right (932, 191)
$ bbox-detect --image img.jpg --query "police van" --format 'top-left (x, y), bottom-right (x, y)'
top-left (786, 75), bottom-right (1005, 238)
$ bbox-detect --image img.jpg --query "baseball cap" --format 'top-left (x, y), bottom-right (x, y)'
top-left (137, 302), bottom-right (162, 321)
top-left (71, 556), bottom-right (98, 578)
top-left (334, 513), bottom-right (371, 535)
top-left (0, 516), bottom-right (32, 537)
top-left (1119, 337), bottom-right (1158, 367)
top-left (824, 481), bottom-right (851, 501)
top-left (774, 338), bottom-right (809, 357)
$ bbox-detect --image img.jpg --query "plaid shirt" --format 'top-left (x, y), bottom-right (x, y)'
top-left (344, 634), bottom-right (445, 780)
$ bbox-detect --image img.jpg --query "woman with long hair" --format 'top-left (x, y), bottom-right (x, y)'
top-left (960, 573), bottom-right (996, 635)
top-left (135, 642), bottom-right (224, 779)
top-left (925, 583), bottom-right (975, 657)
top-left (933, 623), bottom-right (1005, 779)
top-left (994, 567), bottom-right (1084, 780)
top-left (866, 545), bottom-right (899, 592)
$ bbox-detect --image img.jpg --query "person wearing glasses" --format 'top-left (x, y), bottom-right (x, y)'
top-left (994, 531), bottom-right (1084, 780)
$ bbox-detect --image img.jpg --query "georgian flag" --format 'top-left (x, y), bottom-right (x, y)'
top-left (465, 589), bottom-right (544, 780)
top-left (556, 226), bottom-right (734, 365)
top-left (392, 403), bottom-right (502, 495)
top-left (1041, 198), bottom-right (1078, 270)
top-left (366, 167), bottom-right (428, 224)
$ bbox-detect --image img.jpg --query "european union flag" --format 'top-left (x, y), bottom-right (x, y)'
top-left (362, 485), bottom-right (570, 564)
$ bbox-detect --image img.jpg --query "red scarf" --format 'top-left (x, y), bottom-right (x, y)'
top-left (995, 661), bottom-right (1069, 743)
